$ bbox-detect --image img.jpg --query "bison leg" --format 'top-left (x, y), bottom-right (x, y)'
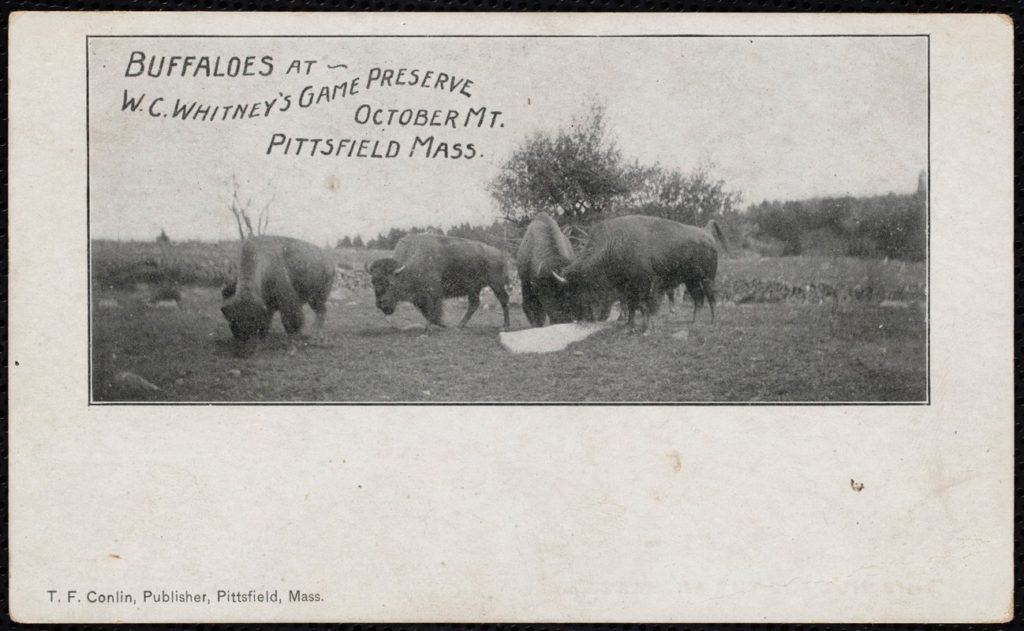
top-left (636, 295), bottom-right (658, 336)
top-left (281, 304), bottom-right (305, 335)
top-left (666, 287), bottom-right (676, 313)
top-left (615, 289), bottom-right (629, 323)
top-left (307, 282), bottom-right (332, 343)
top-left (257, 310), bottom-right (273, 339)
top-left (520, 280), bottom-right (545, 327)
top-left (625, 302), bottom-right (639, 333)
top-left (642, 299), bottom-right (659, 336)
top-left (280, 303), bottom-right (305, 354)
top-left (703, 279), bottom-right (716, 323)
top-left (308, 299), bottom-right (329, 344)
top-left (459, 292), bottom-right (481, 328)
top-left (415, 297), bottom-right (446, 329)
top-left (627, 281), bottom-right (656, 335)
top-left (310, 305), bottom-right (327, 343)
top-left (685, 281), bottom-right (705, 323)
top-left (490, 284), bottom-right (512, 330)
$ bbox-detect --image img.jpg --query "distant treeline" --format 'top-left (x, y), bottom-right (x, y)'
top-left (339, 220), bottom-right (514, 253)
top-left (336, 184), bottom-right (926, 262)
top-left (743, 184), bottom-right (926, 260)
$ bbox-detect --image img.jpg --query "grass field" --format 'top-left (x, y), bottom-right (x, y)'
top-left (91, 243), bottom-right (927, 403)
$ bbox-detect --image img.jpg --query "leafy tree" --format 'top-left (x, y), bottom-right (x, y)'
top-left (489, 103), bottom-right (649, 226)
top-left (747, 200), bottom-right (804, 255)
top-left (352, 235), bottom-right (364, 248)
top-left (634, 161), bottom-right (743, 227)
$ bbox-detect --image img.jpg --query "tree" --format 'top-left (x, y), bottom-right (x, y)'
top-left (489, 103), bottom-right (649, 226)
top-left (745, 188), bottom-right (926, 260)
top-left (352, 235), bottom-right (364, 248)
top-left (747, 199), bottom-right (804, 255)
top-left (634, 161), bottom-right (743, 227)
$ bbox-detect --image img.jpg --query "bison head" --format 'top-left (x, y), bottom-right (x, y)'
top-left (221, 295), bottom-right (271, 345)
top-left (551, 269), bottom-right (615, 322)
top-left (221, 276), bottom-right (237, 301)
top-left (367, 258), bottom-right (406, 315)
top-left (539, 266), bottom-right (580, 324)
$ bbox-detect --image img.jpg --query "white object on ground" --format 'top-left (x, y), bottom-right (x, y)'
top-left (672, 329), bottom-right (690, 341)
top-left (499, 322), bottom-right (611, 354)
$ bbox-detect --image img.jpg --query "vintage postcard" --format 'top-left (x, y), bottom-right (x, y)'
top-left (8, 12), bottom-right (1014, 622)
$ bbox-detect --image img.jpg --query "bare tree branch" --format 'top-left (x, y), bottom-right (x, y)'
top-left (227, 175), bottom-right (273, 240)
top-left (229, 176), bottom-right (248, 241)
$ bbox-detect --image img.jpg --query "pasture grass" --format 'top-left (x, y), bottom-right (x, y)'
top-left (92, 284), bottom-right (926, 403)
top-left (91, 240), bottom-right (390, 288)
top-left (719, 255), bottom-right (925, 298)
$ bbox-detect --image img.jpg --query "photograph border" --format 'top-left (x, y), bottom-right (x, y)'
top-left (86, 32), bottom-right (931, 407)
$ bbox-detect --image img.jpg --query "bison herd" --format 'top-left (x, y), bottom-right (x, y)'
top-left (220, 214), bottom-right (726, 355)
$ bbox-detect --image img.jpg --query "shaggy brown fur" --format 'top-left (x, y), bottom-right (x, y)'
top-left (515, 212), bottom-right (578, 326)
top-left (368, 234), bottom-right (510, 329)
top-left (221, 236), bottom-right (335, 354)
top-left (560, 215), bottom-right (722, 333)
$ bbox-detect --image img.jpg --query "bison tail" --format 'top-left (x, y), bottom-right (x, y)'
top-left (705, 220), bottom-right (729, 254)
top-left (503, 261), bottom-right (515, 291)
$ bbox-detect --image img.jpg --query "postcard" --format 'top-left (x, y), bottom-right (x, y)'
top-left (8, 11), bottom-right (1013, 622)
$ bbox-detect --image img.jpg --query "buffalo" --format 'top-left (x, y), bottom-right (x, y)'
top-left (367, 233), bottom-right (511, 330)
top-left (221, 236), bottom-right (336, 355)
top-left (516, 212), bottom-right (580, 326)
top-left (553, 215), bottom-right (725, 334)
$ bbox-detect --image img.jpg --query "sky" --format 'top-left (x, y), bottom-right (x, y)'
top-left (89, 36), bottom-right (927, 243)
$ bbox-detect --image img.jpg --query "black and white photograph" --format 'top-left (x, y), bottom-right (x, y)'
top-left (88, 34), bottom-right (929, 403)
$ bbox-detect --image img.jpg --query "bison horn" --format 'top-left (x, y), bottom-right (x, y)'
top-left (393, 265), bottom-right (406, 275)
top-left (552, 271), bottom-right (567, 284)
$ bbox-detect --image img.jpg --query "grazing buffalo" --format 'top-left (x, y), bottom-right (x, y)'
top-left (368, 234), bottom-right (511, 330)
top-left (221, 236), bottom-right (336, 355)
top-left (554, 215), bottom-right (724, 333)
top-left (516, 212), bottom-right (579, 326)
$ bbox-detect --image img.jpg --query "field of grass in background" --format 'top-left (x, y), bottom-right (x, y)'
top-left (91, 240), bottom-right (389, 289)
top-left (92, 240), bottom-right (926, 304)
top-left (90, 239), bottom-right (927, 403)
